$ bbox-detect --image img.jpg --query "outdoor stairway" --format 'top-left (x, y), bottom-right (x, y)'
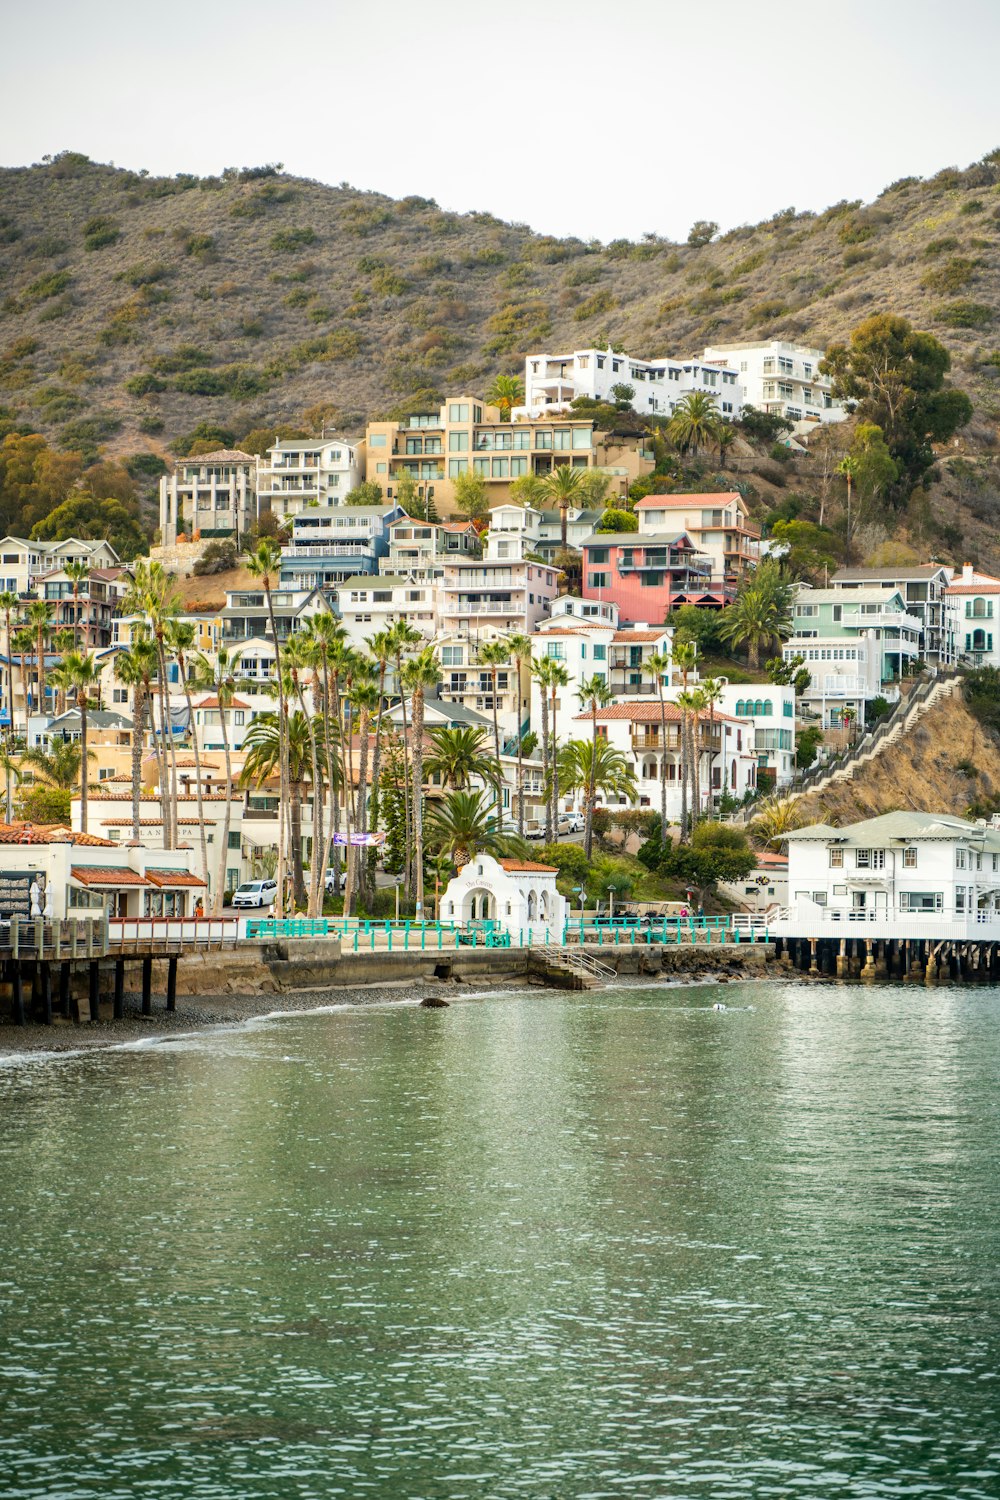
top-left (535, 945), bottom-right (616, 986)
top-left (791, 671), bottom-right (964, 800)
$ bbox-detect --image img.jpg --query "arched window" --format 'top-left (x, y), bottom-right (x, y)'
top-left (973, 628), bottom-right (987, 650)
top-left (527, 890), bottom-right (537, 920)
top-left (764, 699), bottom-right (773, 716)
top-left (973, 597), bottom-right (989, 618)
top-left (644, 759), bottom-right (656, 779)
top-left (731, 758), bottom-right (737, 785)
top-left (753, 699), bottom-right (763, 716)
top-left (735, 699), bottom-right (745, 716)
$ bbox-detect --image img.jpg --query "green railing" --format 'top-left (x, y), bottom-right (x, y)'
top-left (562, 916), bottom-right (768, 946)
top-left (243, 915), bottom-right (765, 950)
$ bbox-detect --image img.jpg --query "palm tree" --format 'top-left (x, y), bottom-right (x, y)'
top-left (556, 739), bottom-right (637, 839)
top-left (645, 648), bottom-right (672, 832)
top-left (12, 628), bottom-right (33, 741)
top-left (505, 631), bottom-right (533, 835)
top-left (750, 794), bottom-right (805, 850)
top-left (426, 789), bottom-right (502, 865)
top-left (530, 657), bottom-right (554, 840)
top-left (301, 611), bottom-right (347, 894)
top-left (191, 646), bottom-right (243, 912)
top-left (700, 675), bottom-right (726, 804)
top-left (282, 633), bottom-right (327, 917)
top-left (25, 600), bottom-right (53, 718)
top-left (63, 560), bottom-right (91, 647)
top-left (666, 391), bottom-right (721, 457)
top-left (576, 673), bottom-right (613, 859)
top-left (387, 618), bottom-right (422, 893)
top-left (19, 739), bottom-right (86, 789)
top-left (114, 628), bottom-right (159, 842)
top-left (683, 685), bottom-right (709, 821)
top-left (0, 591), bottom-right (18, 742)
top-left (165, 619), bottom-right (209, 886)
top-left (837, 454), bottom-right (857, 563)
top-left (486, 373), bottom-right (524, 421)
top-left (672, 640), bottom-right (697, 840)
top-left (241, 710), bottom-right (320, 911)
top-left (718, 559), bottom-right (793, 671)
top-left (477, 639), bottom-right (510, 769)
top-left (51, 652), bottom-right (101, 833)
top-left (717, 421), bottom-right (737, 468)
top-left (362, 627), bottom-right (394, 903)
top-left (425, 725), bottom-right (500, 792)
top-left (542, 464), bottom-right (585, 551)
top-left (400, 645), bottom-right (441, 920)
top-left (245, 539), bottom-right (288, 916)
top-left (547, 658), bottom-right (570, 837)
top-left (348, 676), bottom-right (379, 915)
top-left (121, 561), bottom-right (181, 848)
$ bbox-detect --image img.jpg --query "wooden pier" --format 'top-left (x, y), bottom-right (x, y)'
top-left (776, 934), bottom-right (1000, 985)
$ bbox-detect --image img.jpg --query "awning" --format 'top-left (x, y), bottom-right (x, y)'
top-left (70, 866), bottom-right (152, 888)
top-left (145, 869), bottom-right (208, 889)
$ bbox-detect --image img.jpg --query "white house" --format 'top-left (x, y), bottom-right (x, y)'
top-left (256, 435), bottom-right (362, 520)
top-left (716, 683), bottom-right (796, 787)
top-left (0, 536), bottom-right (121, 597)
top-left (333, 575), bottom-right (439, 649)
top-left (519, 346), bottom-right (742, 421)
top-left (772, 811), bottom-right (1000, 941)
top-left (702, 340), bottom-right (845, 429)
top-left (946, 563), bottom-right (1000, 669)
top-left (548, 595), bottom-right (620, 628)
top-left (438, 504), bottom-right (558, 640)
top-left (631, 492), bottom-right (760, 593)
top-left (440, 853), bottom-right (566, 941)
top-left (158, 450), bottom-right (257, 546)
top-left (0, 822), bottom-right (206, 921)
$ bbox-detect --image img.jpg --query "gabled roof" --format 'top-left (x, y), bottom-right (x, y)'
top-left (789, 811), bottom-right (999, 846)
top-left (634, 491), bottom-right (744, 509)
top-left (0, 823), bottom-right (116, 846)
top-left (831, 565), bottom-right (948, 582)
top-left (580, 530), bottom-right (692, 548)
top-left (71, 866), bottom-right (150, 887)
top-left (195, 695), bottom-right (250, 710)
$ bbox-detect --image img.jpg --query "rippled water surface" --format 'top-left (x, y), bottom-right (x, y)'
top-left (2, 981), bottom-right (1000, 1498)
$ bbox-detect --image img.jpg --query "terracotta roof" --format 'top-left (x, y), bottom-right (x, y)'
top-left (174, 758), bottom-right (221, 769)
top-left (612, 630), bottom-right (669, 642)
top-left (497, 858), bottom-right (559, 873)
top-left (633, 492), bottom-right (742, 508)
top-left (947, 582), bottom-right (1000, 594)
top-left (145, 869), bottom-right (208, 888)
top-left (89, 792), bottom-right (236, 802)
top-left (573, 703), bottom-right (744, 725)
top-left (195, 695), bottom-right (250, 710)
top-left (98, 818), bottom-right (205, 827)
top-left (0, 822), bottom-right (116, 847)
top-left (70, 865), bottom-right (151, 887)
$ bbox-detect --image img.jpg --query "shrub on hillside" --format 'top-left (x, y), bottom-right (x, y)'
top-left (270, 227), bottom-right (317, 252)
top-left (193, 539), bottom-right (238, 575)
top-left (935, 300), bottom-right (993, 328)
top-left (920, 257), bottom-right (977, 294)
top-left (83, 215), bottom-right (120, 250)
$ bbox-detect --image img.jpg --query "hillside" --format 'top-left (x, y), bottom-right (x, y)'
top-left (3, 150), bottom-right (1000, 456)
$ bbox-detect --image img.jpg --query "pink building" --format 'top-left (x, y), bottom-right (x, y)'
top-left (580, 530), bottom-right (714, 625)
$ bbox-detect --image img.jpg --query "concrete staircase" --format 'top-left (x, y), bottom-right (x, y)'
top-left (531, 945), bottom-right (617, 989)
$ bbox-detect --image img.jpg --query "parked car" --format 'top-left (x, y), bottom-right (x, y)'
top-left (232, 879), bottom-right (278, 910)
top-left (523, 820), bottom-right (546, 841)
top-left (324, 867), bottom-right (348, 893)
top-left (558, 814), bottom-right (584, 835)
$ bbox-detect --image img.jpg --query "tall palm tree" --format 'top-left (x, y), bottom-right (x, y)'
top-left (25, 600), bottom-right (53, 719)
top-left (426, 789), bottom-right (502, 865)
top-left (165, 619), bottom-right (209, 885)
top-left (684, 685), bottom-right (709, 822)
top-left (282, 633), bottom-right (326, 917)
top-left (718, 559), bottom-right (793, 671)
top-left (12, 627), bottom-right (33, 742)
top-left (505, 631), bottom-right (533, 836)
top-left (576, 673), bottom-right (613, 859)
top-left (121, 561), bottom-right (181, 848)
top-left (530, 656), bottom-right (557, 842)
top-left (362, 627), bottom-right (394, 904)
top-left (401, 645), bottom-right (441, 919)
top-left (666, 390), bottom-right (721, 457)
top-left (301, 611), bottom-right (347, 894)
top-left (387, 618), bottom-right (422, 893)
top-left (425, 726), bottom-right (500, 791)
top-left (348, 677), bottom-right (379, 915)
top-left (245, 539), bottom-right (288, 916)
top-left (486, 373), bottom-right (524, 422)
top-left (547, 658), bottom-right (570, 838)
top-left (700, 675), bottom-right (726, 803)
top-left (63, 560), bottom-right (91, 647)
top-left (672, 640), bottom-right (697, 841)
top-left (19, 739), bottom-right (86, 789)
top-left (477, 638), bottom-right (510, 769)
top-left (191, 646), bottom-right (243, 912)
top-left (0, 591), bottom-right (18, 742)
top-left (51, 652), bottom-right (101, 833)
top-left (645, 648), bottom-right (672, 832)
top-left (556, 739), bottom-right (637, 838)
top-left (837, 454), bottom-right (857, 563)
top-left (542, 464), bottom-right (585, 551)
top-left (241, 710), bottom-right (320, 911)
top-left (114, 627), bottom-right (159, 843)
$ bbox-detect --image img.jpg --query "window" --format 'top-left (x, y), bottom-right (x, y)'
top-left (491, 458), bottom-right (509, 478)
top-left (534, 430), bottom-right (552, 450)
top-left (855, 849), bottom-right (885, 869)
top-left (588, 548), bottom-right (609, 565)
top-left (783, 701), bottom-right (793, 718)
top-left (572, 428), bottom-right (591, 449)
top-left (902, 847), bottom-right (917, 868)
top-left (448, 459), bottom-right (468, 478)
top-left (449, 431), bottom-right (468, 451)
top-left (956, 848), bottom-right (967, 870)
top-left (473, 459), bottom-right (490, 477)
top-left (589, 573), bottom-right (608, 590)
top-left (369, 434), bottom-right (387, 448)
top-left (448, 403), bottom-right (470, 423)
top-left (593, 644), bottom-right (606, 661)
top-left (228, 831), bottom-right (241, 850)
top-left (376, 462), bottom-right (387, 474)
top-left (510, 457), bottom-right (528, 477)
top-left (829, 847), bottom-right (844, 867)
top-left (900, 891), bottom-right (943, 911)
top-left (546, 643), bottom-right (565, 659)
top-left (956, 888), bottom-right (967, 913)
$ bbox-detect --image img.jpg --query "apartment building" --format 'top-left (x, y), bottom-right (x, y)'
top-left (364, 395), bottom-right (653, 515)
top-left (438, 504), bottom-right (559, 640)
top-left (158, 449), bottom-right (257, 546)
top-left (437, 634), bottom-right (527, 744)
top-left (608, 626), bottom-right (677, 696)
top-left (381, 517), bottom-right (481, 582)
top-left (530, 619), bottom-right (617, 731)
top-left (702, 341), bottom-right (844, 427)
top-left (333, 575), bottom-right (439, 649)
top-left (716, 683), bottom-right (796, 787)
top-left (278, 504), bottom-right (400, 590)
top-left (829, 565), bottom-right (957, 665)
top-left (0, 536), bottom-right (121, 597)
top-left (946, 563), bottom-right (1000, 668)
top-left (548, 594), bottom-right (620, 628)
top-left (580, 530), bottom-right (714, 624)
top-left (534, 504), bottom-right (607, 562)
top-left (632, 492), bottom-right (761, 593)
top-left (785, 585), bottom-right (922, 727)
top-left (37, 565), bottom-right (128, 649)
top-left (219, 585), bottom-right (330, 646)
top-left (519, 346), bottom-right (742, 420)
top-left (256, 436), bottom-right (362, 521)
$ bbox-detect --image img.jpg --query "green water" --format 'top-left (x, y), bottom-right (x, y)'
top-left (1, 982), bottom-right (999, 1499)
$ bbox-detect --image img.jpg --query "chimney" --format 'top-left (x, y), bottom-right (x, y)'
top-left (963, 562), bottom-right (975, 583)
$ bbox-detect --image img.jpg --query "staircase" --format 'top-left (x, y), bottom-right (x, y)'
top-left (534, 945), bottom-right (616, 987)
top-left (790, 671), bottom-right (964, 800)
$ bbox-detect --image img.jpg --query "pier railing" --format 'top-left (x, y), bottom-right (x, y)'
top-left (242, 915), bottom-right (770, 950)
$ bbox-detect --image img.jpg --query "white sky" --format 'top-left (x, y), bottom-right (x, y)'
top-left (2, 0), bottom-right (999, 242)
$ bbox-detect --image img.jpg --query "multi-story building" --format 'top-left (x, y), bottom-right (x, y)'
top-left (519, 346), bottom-right (742, 420)
top-left (0, 537), bottom-right (121, 597)
top-left (37, 565), bottom-right (128, 648)
top-left (381, 517), bottom-right (481, 582)
top-left (364, 396), bottom-right (652, 515)
top-left (785, 585), bottom-right (922, 728)
top-left (716, 683), bottom-right (796, 787)
top-left (547, 594), bottom-right (620, 628)
top-left (632, 492), bottom-right (761, 593)
top-left (438, 504), bottom-right (559, 640)
top-left (946, 563), bottom-right (1000, 668)
top-left (333, 575), bottom-right (439, 650)
top-left (436, 634), bottom-right (527, 745)
top-left (829, 565), bottom-right (957, 665)
top-left (608, 626), bottom-right (677, 696)
top-left (534, 504), bottom-right (607, 563)
top-left (278, 504), bottom-right (400, 591)
top-left (530, 619), bottom-right (617, 730)
top-left (256, 436), bottom-right (362, 521)
top-left (702, 341), bottom-right (844, 427)
top-left (158, 449), bottom-right (257, 546)
top-left (580, 530), bottom-right (713, 624)
top-left (219, 585), bottom-right (330, 647)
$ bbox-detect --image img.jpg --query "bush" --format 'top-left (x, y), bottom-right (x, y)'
top-left (731, 250), bottom-right (765, 275)
top-left (24, 270), bottom-right (70, 303)
top-left (688, 220), bottom-right (718, 247)
top-left (149, 344), bottom-right (213, 374)
top-left (574, 289), bottom-right (615, 322)
top-left (920, 257), bottom-right (977, 294)
top-left (184, 233), bottom-right (215, 257)
top-left (116, 261), bottom-right (170, 287)
top-left (124, 372), bottom-right (166, 396)
top-left (923, 236), bottom-right (960, 257)
top-left (960, 198), bottom-right (985, 215)
top-left (125, 452), bottom-right (168, 479)
top-left (16, 786), bottom-right (71, 824)
top-left (270, 227), bottom-right (317, 252)
top-left (83, 215), bottom-right (120, 250)
top-left (193, 539), bottom-right (238, 575)
top-left (935, 300), bottom-right (993, 328)
top-left (174, 368), bottom-right (226, 395)
top-left (738, 405), bottom-right (793, 443)
top-left (595, 507), bottom-right (638, 532)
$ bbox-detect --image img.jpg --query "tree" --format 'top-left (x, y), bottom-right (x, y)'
top-left (121, 561), bottom-right (181, 849)
top-left (114, 627), bottom-right (159, 843)
top-left (477, 639), bottom-right (510, 768)
top-left (575, 674), bottom-right (614, 859)
top-left (645, 648), bottom-right (672, 831)
top-left (509, 473), bottom-right (548, 509)
top-left (531, 656), bottom-right (557, 842)
top-left (12, 628), bottom-right (34, 742)
top-left (387, 618), bottom-right (422, 894)
top-left (596, 507), bottom-right (638, 532)
top-left (546, 657), bottom-right (570, 838)
top-left (542, 464), bottom-right (585, 550)
top-left (576, 469), bottom-right (615, 509)
top-left (672, 640), bottom-right (697, 840)
top-left (30, 494), bottom-right (149, 559)
top-left (849, 422), bottom-right (899, 522)
top-left (505, 632), bottom-right (533, 836)
top-left (345, 480), bottom-right (385, 506)
top-left (766, 653), bottom-right (811, 695)
top-left (766, 518), bottom-right (841, 584)
top-left (667, 391), bottom-right (721, 457)
top-left (193, 540), bottom-right (238, 576)
top-left (165, 619), bottom-right (209, 888)
top-left (556, 739), bottom-right (637, 850)
top-left (401, 646), bottom-right (441, 919)
top-left (718, 559), bottom-right (793, 671)
top-left (738, 406), bottom-right (794, 445)
top-left (486, 374), bottom-right (524, 421)
top-left (50, 652), bottom-right (101, 832)
top-left (393, 468), bottom-right (430, 520)
top-left (820, 313), bottom-right (973, 491)
top-left (451, 469), bottom-right (489, 524)
top-left (25, 601), bottom-right (53, 719)
top-left (750, 794), bottom-right (807, 848)
top-left (795, 725), bottom-right (823, 768)
top-left (687, 220), bottom-right (718, 247)
top-left (0, 590), bottom-right (18, 741)
top-left (19, 739), bottom-right (86, 789)
top-left (241, 711), bottom-right (319, 911)
top-left (16, 784), bottom-right (70, 825)
top-left (609, 383), bottom-right (636, 410)
top-left (63, 560), bottom-right (91, 648)
top-left (245, 540), bottom-right (288, 915)
top-left (426, 789), bottom-right (502, 865)
top-left (660, 820), bottom-right (755, 905)
top-left (425, 725), bottom-right (500, 791)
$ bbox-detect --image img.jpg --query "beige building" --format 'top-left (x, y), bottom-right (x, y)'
top-left (363, 396), bottom-right (653, 516)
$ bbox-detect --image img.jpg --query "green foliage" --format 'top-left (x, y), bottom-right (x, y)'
top-left (173, 363), bottom-right (273, 398)
top-left (768, 517), bottom-right (842, 583)
top-left (183, 232), bottom-right (215, 258)
top-left (125, 452), bottom-right (167, 480)
top-left (270, 227), bottom-right (318, 252)
top-left (923, 236), bottom-right (960, 257)
top-left (193, 539), bottom-right (238, 575)
top-left (965, 667), bottom-right (1000, 732)
top-left (58, 414), bottom-right (122, 463)
top-left (172, 422), bottom-right (235, 456)
top-left (31, 493), bottom-right (149, 559)
top-left (935, 300), bottom-right (993, 328)
top-left (149, 344), bottom-right (213, 374)
top-left (574, 289), bottom-right (615, 321)
top-left (737, 405), bottom-right (794, 443)
top-left (83, 215), bottom-right (120, 250)
top-left (795, 724), bottom-right (823, 768)
top-left (345, 480), bottom-right (385, 506)
top-left (687, 220), bottom-right (718, 247)
top-left (960, 198), bottom-right (985, 215)
top-left (116, 261), bottom-right (170, 288)
top-left (920, 256), bottom-right (977, 293)
top-left (595, 507), bottom-right (638, 532)
top-left (483, 299), bottom-right (551, 354)
top-left (24, 270), bottom-right (71, 304)
top-left (124, 372), bottom-right (166, 396)
top-left (667, 604), bottom-right (726, 653)
top-left (15, 785), bottom-right (70, 824)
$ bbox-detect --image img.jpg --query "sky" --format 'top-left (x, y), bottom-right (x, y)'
top-left (3, 0), bottom-right (1000, 243)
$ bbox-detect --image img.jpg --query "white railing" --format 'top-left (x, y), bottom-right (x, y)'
top-left (108, 917), bottom-right (242, 948)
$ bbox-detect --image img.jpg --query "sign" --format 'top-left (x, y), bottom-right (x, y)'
top-left (0, 870), bottom-right (42, 919)
top-left (331, 832), bottom-right (386, 848)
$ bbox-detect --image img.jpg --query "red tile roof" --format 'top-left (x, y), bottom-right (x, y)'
top-left (0, 822), bottom-right (116, 847)
top-left (634, 491), bottom-right (742, 508)
top-left (195, 695), bottom-right (250, 710)
top-left (573, 703), bottom-right (744, 724)
top-left (611, 630), bottom-right (670, 643)
top-left (70, 866), bottom-right (151, 887)
top-left (145, 869), bottom-right (208, 888)
top-left (947, 582), bottom-right (1000, 594)
top-left (498, 858), bottom-right (559, 873)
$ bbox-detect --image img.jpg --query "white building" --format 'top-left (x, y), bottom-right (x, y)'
top-left (702, 341), bottom-right (844, 428)
top-left (333, 575), bottom-right (439, 649)
top-left (436, 633), bottom-right (527, 745)
top-left (548, 595), bottom-right (620, 628)
top-left (946, 563), bottom-right (1000, 668)
top-left (158, 449), bottom-right (257, 546)
top-left (531, 619), bottom-right (618, 732)
top-left (279, 504), bottom-right (398, 591)
top-left (716, 683), bottom-right (796, 787)
top-left (785, 585), bottom-right (922, 728)
top-left (519, 346), bottom-right (742, 420)
top-left (829, 564), bottom-right (957, 665)
top-left (438, 504), bottom-right (558, 640)
top-left (0, 821), bottom-right (207, 921)
top-left (0, 536), bottom-right (121, 597)
top-left (772, 811), bottom-right (1000, 941)
top-left (440, 853), bottom-right (567, 942)
top-left (381, 517), bottom-right (481, 582)
top-left (256, 436), bottom-right (362, 521)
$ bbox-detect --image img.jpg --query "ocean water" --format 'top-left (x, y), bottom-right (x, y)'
top-left (1, 981), bottom-right (998, 1498)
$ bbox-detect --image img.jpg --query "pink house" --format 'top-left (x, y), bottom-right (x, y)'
top-left (580, 529), bottom-right (714, 625)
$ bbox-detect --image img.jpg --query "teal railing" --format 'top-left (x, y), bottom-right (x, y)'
top-left (243, 915), bottom-right (764, 950)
